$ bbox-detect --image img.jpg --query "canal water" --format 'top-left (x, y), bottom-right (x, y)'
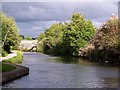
top-left (3, 52), bottom-right (119, 88)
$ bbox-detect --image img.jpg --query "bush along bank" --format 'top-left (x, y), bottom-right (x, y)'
top-left (78, 15), bottom-right (120, 65)
top-left (2, 51), bottom-right (23, 64)
top-left (37, 13), bottom-right (120, 65)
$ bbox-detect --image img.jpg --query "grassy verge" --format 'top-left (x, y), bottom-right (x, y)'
top-left (0, 62), bottom-right (16, 72)
top-left (2, 51), bottom-right (23, 64)
top-left (1, 51), bottom-right (8, 57)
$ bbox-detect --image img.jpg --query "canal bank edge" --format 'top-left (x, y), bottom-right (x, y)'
top-left (1, 63), bottom-right (29, 85)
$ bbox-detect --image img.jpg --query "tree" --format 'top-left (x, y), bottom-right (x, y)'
top-left (93, 15), bottom-right (120, 63)
top-left (43, 23), bottom-right (64, 54)
top-left (20, 35), bottom-right (25, 40)
top-left (37, 13), bottom-right (95, 56)
top-left (25, 36), bottom-right (33, 40)
top-left (37, 33), bottom-right (45, 52)
top-left (37, 33), bottom-right (45, 41)
top-left (63, 13), bottom-right (95, 55)
top-left (0, 12), bottom-right (21, 53)
top-left (94, 16), bottom-right (119, 50)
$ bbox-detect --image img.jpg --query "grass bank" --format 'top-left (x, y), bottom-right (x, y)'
top-left (0, 63), bottom-right (16, 72)
top-left (2, 51), bottom-right (23, 64)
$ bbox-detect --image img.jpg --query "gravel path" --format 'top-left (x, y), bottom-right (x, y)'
top-left (0, 51), bottom-right (17, 61)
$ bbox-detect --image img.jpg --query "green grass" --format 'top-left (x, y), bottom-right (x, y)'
top-left (0, 63), bottom-right (16, 72)
top-left (2, 51), bottom-right (23, 64)
top-left (2, 51), bottom-right (8, 57)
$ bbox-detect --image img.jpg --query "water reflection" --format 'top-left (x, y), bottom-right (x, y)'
top-left (50, 56), bottom-right (118, 67)
top-left (2, 52), bottom-right (119, 88)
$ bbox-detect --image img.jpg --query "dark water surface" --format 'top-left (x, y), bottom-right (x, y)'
top-left (3, 52), bottom-right (119, 88)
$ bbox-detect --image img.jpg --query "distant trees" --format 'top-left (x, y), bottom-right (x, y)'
top-left (37, 33), bottom-right (45, 41)
top-left (25, 36), bottom-right (33, 40)
top-left (37, 23), bottom-right (64, 54)
top-left (37, 33), bottom-right (45, 52)
top-left (0, 12), bottom-right (21, 53)
top-left (37, 13), bottom-right (95, 56)
top-left (36, 13), bottom-right (120, 64)
top-left (20, 35), bottom-right (25, 40)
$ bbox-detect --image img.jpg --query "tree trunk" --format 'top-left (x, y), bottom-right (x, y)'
top-left (4, 45), bottom-right (11, 53)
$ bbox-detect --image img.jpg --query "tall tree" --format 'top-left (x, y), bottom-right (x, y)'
top-left (63, 13), bottom-right (95, 55)
top-left (0, 12), bottom-right (21, 53)
top-left (43, 23), bottom-right (64, 54)
top-left (37, 13), bottom-right (95, 56)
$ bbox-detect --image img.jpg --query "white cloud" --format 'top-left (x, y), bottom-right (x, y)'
top-left (19, 25), bottom-right (44, 37)
top-left (92, 20), bottom-right (102, 28)
top-left (3, 2), bottom-right (118, 22)
top-left (44, 21), bottom-right (60, 29)
top-left (3, 2), bottom-right (118, 37)
top-left (31, 26), bottom-right (43, 31)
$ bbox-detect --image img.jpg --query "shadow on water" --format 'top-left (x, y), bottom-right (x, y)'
top-left (49, 56), bottom-right (118, 67)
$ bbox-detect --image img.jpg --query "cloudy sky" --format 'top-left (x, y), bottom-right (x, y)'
top-left (2, 1), bottom-right (118, 38)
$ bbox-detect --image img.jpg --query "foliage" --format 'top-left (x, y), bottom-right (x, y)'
top-left (2, 51), bottom-right (23, 64)
top-left (62, 13), bottom-right (95, 55)
top-left (92, 15), bottom-right (120, 63)
top-left (37, 33), bottom-right (45, 52)
top-left (37, 23), bottom-right (64, 54)
top-left (0, 12), bottom-right (21, 53)
top-left (37, 33), bottom-right (45, 41)
top-left (94, 18), bottom-right (119, 50)
top-left (44, 23), bottom-right (64, 54)
top-left (20, 35), bottom-right (25, 40)
top-left (36, 41), bottom-right (44, 52)
top-left (1, 50), bottom-right (8, 57)
top-left (37, 13), bottom-right (95, 56)
top-left (37, 13), bottom-right (119, 64)
top-left (25, 36), bottom-right (33, 40)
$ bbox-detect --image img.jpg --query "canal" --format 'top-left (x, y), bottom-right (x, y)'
top-left (3, 52), bottom-right (119, 88)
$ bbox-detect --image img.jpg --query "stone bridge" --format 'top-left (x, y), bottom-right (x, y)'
top-left (19, 40), bottom-right (38, 51)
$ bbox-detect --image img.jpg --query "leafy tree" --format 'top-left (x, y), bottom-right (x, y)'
top-left (20, 35), bottom-right (25, 40)
top-left (37, 13), bottom-right (95, 56)
top-left (43, 23), bottom-right (64, 54)
top-left (37, 33), bottom-right (45, 52)
top-left (63, 13), bottom-right (95, 55)
top-left (25, 36), bottom-right (33, 40)
top-left (37, 33), bottom-right (45, 41)
top-left (94, 17), bottom-right (119, 50)
top-left (93, 15), bottom-right (120, 63)
top-left (0, 12), bottom-right (21, 53)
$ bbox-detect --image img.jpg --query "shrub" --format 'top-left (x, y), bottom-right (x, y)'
top-left (2, 51), bottom-right (23, 64)
top-left (2, 51), bottom-right (8, 57)
top-left (25, 36), bottom-right (33, 40)
top-left (91, 15), bottom-right (120, 63)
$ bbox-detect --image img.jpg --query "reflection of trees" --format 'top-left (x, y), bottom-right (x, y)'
top-left (103, 77), bottom-right (119, 88)
top-left (53, 57), bottom-right (118, 88)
